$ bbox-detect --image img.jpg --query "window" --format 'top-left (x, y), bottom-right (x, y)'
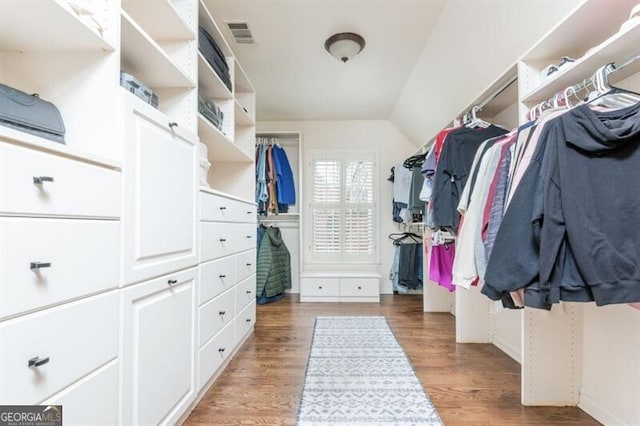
top-left (306, 150), bottom-right (377, 264)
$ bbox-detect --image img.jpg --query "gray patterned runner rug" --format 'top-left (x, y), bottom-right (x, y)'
top-left (297, 316), bottom-right (443, 425)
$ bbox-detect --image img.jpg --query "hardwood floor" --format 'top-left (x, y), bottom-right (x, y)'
top-left (185, 294), bottom-right (600, 425)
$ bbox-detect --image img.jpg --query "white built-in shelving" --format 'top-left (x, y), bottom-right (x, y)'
top-left (122, 0), bottom-right (195, 42)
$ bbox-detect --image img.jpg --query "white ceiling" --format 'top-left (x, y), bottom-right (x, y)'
top-left (206, 0), bottom-right (445, 122)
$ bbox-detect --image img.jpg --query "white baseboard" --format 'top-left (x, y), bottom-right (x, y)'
top-left (492, 335), bottom-right (522, 364)
top-left (579, 390), bottom-right (631, 426)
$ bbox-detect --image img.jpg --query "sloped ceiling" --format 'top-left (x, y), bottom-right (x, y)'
top-left (206, 0), bottom-right (445, 122)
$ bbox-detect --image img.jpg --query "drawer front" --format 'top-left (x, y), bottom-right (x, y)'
top-left (234, 202), bottom-right (256, 223)
top-left (300, 278), bottom-right (340, 297)
top-left (235, 301), bottom-right (256, 345)
top-left (198, 321), bottom-right (234, 391)
top-left (200, 222), bottom-right (237, 262)
top-left (235, 250), bottom-right (256, 283)
top-left (235, 275), bottom-right (256, 312)
top-left (199, 257), bottom-right (236, 305)
top-left (44, 360), bottom-right (118, 426)
top-left (340, 278), bottom-right (380, 297)
top-left (0, 143), bottom-right (121, 218)
top-left (235, 224), bottom-right (256, 252)
top-left (199, 288), bottom-right (236, 347)
top-left (200, 192), bottom-right (238, 222)
top-left (0, 218), bottom-right (120, 318)
top-left (0, 291), bottom-right (118, 404)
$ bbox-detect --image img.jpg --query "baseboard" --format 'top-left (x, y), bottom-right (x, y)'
top-left (177, 328), bottom-right (254, 425)
top-left (579, 390), bottom-right (630, 426)
top-left (492, 335), bottom-right (522, 364)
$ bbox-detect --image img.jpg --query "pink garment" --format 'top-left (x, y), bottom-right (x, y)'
top-left (429, 243), bottom-right (456, 292)
top-left (629, 302), bottom-right (640, 310)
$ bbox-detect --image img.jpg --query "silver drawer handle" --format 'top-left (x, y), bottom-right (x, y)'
top-left (30, 262), bottom-right (51, 270)
top-left (219, 238), bottom-right (227, 242)
top-left (218, 348), bottom-right (225, 353)
top-left (247, 211), bottom-right (252, 214)
top-left (246, 290), bottom-right (252, 294)
top-left (28, 356), bottom-right (50, 368)
top-left (246, 318), bottom-right (251, 322)
top-left (168, 279), bottom-right (178, 285)
top-left (246, 235), bottom-right (252, 239)
top-left (219, 206), bottom-right (227, 210)
top-left (246, 263), bottom-right (252, 266)
top-left (219, 274), bottom-right (227, 279)
top-left (219, 310), bottom-right (226, 316)
top-left (33, 176), bottom-right (54, 184)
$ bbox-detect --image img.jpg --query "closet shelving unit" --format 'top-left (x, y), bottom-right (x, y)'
top-left (422, 1), bottom-right (640, 424)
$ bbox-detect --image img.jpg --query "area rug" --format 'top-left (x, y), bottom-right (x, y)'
top-left (297, 316), bottom-right (443, 425)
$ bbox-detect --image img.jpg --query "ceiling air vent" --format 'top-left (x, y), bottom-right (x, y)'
top-left (226, 22), bottom-right (254, 44)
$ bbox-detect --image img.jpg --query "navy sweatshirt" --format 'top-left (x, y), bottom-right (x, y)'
top-left (484, 102), bottom-right (640, 308)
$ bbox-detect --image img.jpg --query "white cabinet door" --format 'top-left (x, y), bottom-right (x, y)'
top-left (123, 96), bottom-right (198, 285)
top-left (121, 267), bottom-right (197, 426)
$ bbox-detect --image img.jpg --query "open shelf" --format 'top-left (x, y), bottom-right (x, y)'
top-left (198, 114), bottom-right (252, 162)
top-left (522, 20), bottom-right (640, 103)
top-left (234, 99), bottom-right (254, 126)
top-left (198, 0), bottom-right (234, 58)
top-left (122, 0), bottom-right (195, 41)
top-left (234, 59), bottom-right (255, 93)
top-left (199, 186), bottom-right (254, 204)
top-left (0, 0), bottom-right (116, 52)
top-left (198, 52), bottom-right (233, 99)
top-left (121, 10), bottom-right (196, 89)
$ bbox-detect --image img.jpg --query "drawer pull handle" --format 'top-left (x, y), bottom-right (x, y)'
top-left (219, 274), bottom-right (227, 278)
top-left (219, 310), bottom-right (226, 316)
top-left (30, 262), bottom-right (51, 270)
top-left (246, 235), bottom-right (252, 239)
top-left (33, 176), bottom-right (54, 184)
top-left (246, 290), bottom-right (252, 294)
top-left (318, 286), bottom-right (323, 289)
top-left (246, 318), bottom-right (251, 322)
top-left (168, 122), bottom-right (178, 129)
top-left (358, 286), bottom-right (362, 290)
top-left (168, 279), bottom-right (178, 285)
top-left (218, 348), bottom-right (225, 353)
top-left (28, 356), bottom-right (50, 368)
top-left (220, 238), bottom-right (227, 242)
top-left (246, 263), bottom-right (252, 266)
top-left (247, 211), bottom-right (252, 214)
top-left (219, 206), bottom-right (227, 210)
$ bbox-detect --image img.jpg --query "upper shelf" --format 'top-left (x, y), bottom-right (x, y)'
top-left (0, 0), bottom-right (116, 52)
top-left (521, 0), bottom-right (633, 61)
top-left (522, 20), bottom-right (640, 104)
top-left (198, 52), bottom-right (233, 99)
top-left (198, 114), bottom-right (252, 162)
top-left (121, 10), bottom-right (196, 89)
top-left (234, 59), bottom-right (255, 94)
top-left (199, 0), bottom-right (234, 58)
top-left (122, 0), bottom-right (195, 42)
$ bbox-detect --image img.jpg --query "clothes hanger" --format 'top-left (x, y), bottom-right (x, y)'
top-left (587, 63), bottom-right (640, 108)
top-left (465, 106), bottom-right (491, 129)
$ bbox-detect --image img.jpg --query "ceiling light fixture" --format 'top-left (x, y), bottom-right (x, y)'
top-left (324, 32), bottom-right (365, 63)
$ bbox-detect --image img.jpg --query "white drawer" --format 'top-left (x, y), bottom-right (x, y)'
top-left (0, 291), bottom-right (118, 404)
top-left (200, 222), bottom-right (236, 262)
top-left (0, 218), bottom-right (120, 318)
top-left (235, 301), bottom-right (256, 345)
top-left (199, 288), bottom-right (235, 347)
top-left (235, 250), bottom-right (256, 283)
top-left (234, 202), bottom-right (257, 223)
top-left (236, 223), bottom-right (256, 252)
top-left (235, 275), bottom-right (256, 312)
top-left (44, 360), bottom-right (118, 426)
top-left (198, 321), bottom-right (234, 391)
top-left (200, 192), bottom-right (238, 222)
top-left (300, 278), bottom-right (340, 297)
top-left (0, 143), bottom-right (120, 218)
top-left (340, 278), bottom-right (379, 297)
top-left (199, 257), bottom-right (236, 305)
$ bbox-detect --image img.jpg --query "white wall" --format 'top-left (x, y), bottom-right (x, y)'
top-left (257, 120), bottom-right (417, 294)
top-left (390, 0), bottom-right (583, 146)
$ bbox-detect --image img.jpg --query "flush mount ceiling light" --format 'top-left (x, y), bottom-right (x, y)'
top-left (324, 32), bottom-right (365, 63)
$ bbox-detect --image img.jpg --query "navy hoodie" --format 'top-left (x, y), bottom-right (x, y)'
top-left (484, 102), bottom-right (640, 308)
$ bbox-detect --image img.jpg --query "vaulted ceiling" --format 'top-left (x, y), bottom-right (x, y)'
top-left (206, 0), bottom-right (445, 122)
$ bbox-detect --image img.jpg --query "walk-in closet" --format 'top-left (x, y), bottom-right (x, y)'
top-left (1, 0), bottom-right (639, 425)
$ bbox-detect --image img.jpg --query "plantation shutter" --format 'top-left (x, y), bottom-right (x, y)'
top-left (344, 160), bottom-right (374, 256)
top-left (312, 159), bottom-right (341, 257)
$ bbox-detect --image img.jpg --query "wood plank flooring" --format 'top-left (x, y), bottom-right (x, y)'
top-left (185, 294), bottom-right (600, 425)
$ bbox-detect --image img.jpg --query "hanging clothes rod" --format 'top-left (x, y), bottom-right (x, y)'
top-left (475, 75), bottom-right (519, 111)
